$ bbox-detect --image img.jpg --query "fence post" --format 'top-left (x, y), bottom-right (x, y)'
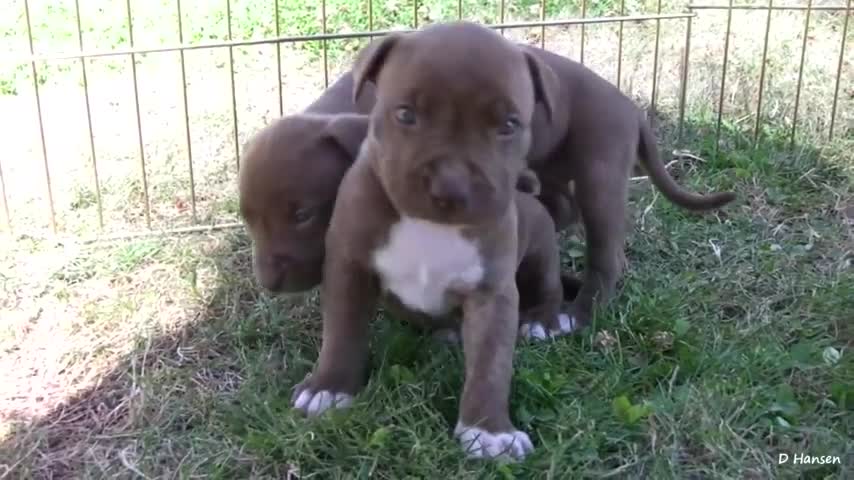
top-left (677, 15), bottom-right (693, 146)
top-left (24, 0), bottom-right (58, 233)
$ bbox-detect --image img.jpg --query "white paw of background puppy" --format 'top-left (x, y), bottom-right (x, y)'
top-left (431, 328), bottom-right (462, 345)
top-left (550, 313), bottom-right (578, 337)
top-left (454, 422), bottom-right (534, 461)
top-left (519, 313), bottom-right (578, 342)
top-left (292, 389), bottom-right (353, 416)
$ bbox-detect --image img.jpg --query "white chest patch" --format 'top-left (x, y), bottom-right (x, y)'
top-left (373, 217), bottom-right (484, 316)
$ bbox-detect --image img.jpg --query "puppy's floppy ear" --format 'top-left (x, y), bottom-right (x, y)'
top-left (523, 49), bottom-right (560, 122)
top-left (352, 33), bottom-right (404, 103)
top-left (323, 114), bottom-right (371, 160)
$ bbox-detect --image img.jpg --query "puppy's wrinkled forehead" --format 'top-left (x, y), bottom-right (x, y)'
top-left (239, 117), bottom-right (342, 208)
top-left (375, 26), bottom-right (536, 119)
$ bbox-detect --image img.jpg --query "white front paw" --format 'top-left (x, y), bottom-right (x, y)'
top-left (454, 422), bottom-right (534, 460)
top-left (520, 313), bottom-right (579, 342)
top-left (292, 389), bottom-right (354, 417)
top-left (550, 313), bottom-right (578, 336)
top-left (519, 321), bottom-right (548, 341)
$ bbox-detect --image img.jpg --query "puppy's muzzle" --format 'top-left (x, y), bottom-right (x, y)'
top-left (255, 254), bottom-right (295, 288)
top-left (267, 254), bottom-right (295, 271)
top-left (427, 167), bottom-right (472, 214)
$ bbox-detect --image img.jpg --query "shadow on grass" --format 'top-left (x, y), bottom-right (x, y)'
top-left (1, 113), bottom-right (852, 478)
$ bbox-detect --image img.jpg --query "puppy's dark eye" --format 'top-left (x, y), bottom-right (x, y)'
top-left (394, 106), bottom-right (416, 126)
top-left (293, 206), bottom-right (316, 224)
top-left (497, 116), bottom-right (520, 137)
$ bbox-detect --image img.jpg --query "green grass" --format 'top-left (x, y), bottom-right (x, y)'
top-left (1, 117), bottom-right (851, 478)
top-left (1, 0), bottom-right (652, 94)
top-left (1, 0), bottom-right (853, 477)
top-left (2, 0), bottom-right (850, 236)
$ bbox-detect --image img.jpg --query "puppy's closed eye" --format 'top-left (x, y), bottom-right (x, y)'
top-left (292, 206), bottom-right (318, 225)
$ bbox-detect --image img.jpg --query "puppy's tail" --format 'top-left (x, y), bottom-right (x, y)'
top-left (637, 119), bottom-right (736, 211)
top-left (560, 273), bottom-right (583, 301)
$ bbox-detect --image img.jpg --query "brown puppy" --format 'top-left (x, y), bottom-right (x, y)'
top-left (291, 22), bottom-right (561, 460)
top-left (240, 112), bottom-right (581, 340)
top-left (239, 111), bottom-right (370, 292)
top-left (238, 73), bottom-right (376, 293)
top-left (238, 69), bottom-right (581, 306)
top-left (348, 31), bottom-right (735, 331)
top-left (242, 36), bottom-right (734, 337)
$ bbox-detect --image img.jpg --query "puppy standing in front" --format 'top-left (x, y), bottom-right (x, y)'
top-left (291, 22), bottom-right (562, 460)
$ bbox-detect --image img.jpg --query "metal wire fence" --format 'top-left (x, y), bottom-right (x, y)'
top-left (0, 0), bottom-right (850, 240)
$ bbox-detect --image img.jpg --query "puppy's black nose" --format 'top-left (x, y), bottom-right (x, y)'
top-left (429, 177), bottom-right (469, 213)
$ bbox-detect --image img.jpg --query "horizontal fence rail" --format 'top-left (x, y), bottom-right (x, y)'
top-left (0, 14), bottom-right (698, 64)
top-left (0, 1), bottom-right (850, 241)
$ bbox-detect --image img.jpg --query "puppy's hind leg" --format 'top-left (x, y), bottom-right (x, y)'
top-left (516, 237), bottom-right (577, 342)
top-left (569, 149), bottom-right (631, 329)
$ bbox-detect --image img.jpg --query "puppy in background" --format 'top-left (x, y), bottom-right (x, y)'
top-left (239, 112), bottom-right (581, 341)
top-left (240, 39), bottom-right (735, 341)
top-left (238, 72), bottom-right (374, 294)
top-left (239, 112), bottom-right (369, 293)
top-left (237, 74), bottom-right (582, 301)
top-left (290, 22), bottom-right (566, 461)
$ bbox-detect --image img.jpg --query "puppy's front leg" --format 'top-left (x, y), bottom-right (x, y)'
top-left (292, 254), bottom-right (378, 416)
top-left (455, 285), bottom-right (533, 460)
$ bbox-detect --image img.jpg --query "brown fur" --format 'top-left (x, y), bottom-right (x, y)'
top-left (292, 23), bottom-right (565, 458)
top-left (239, 113), bottom-right (581, 305)
top-left (513, 45), bottom-right (734, 326)
top-left (349, 32), bottom-right (734, 329)
top-left (240, 31), bottom-right (734, 334)
top-left (239, 113), bottom-right (370, 292)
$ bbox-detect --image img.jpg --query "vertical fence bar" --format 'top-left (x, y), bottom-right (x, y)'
top-left (650, 0), bottom-right (662, 114)
top-left (321, 0), bottom-right (329, 88)
top-left (714, 0), bottom-right (734, 157)
top-left (580, 0), bottom-right (587, 64)
top-left (789, 0), bottom-right (813, 149)
top-left (677, 16), bottom-right (692, 145)
top-left (828, 0), bottom-right (851, 141)
top-left (499, 0), bottom-right (506, 35)
top-left (226, 0), bottom-right (240, 168)
top-left (539, 0), bottom-right (546, 48)
top-left (458, 0), bottom-right (463, 19)
top-left (74, 0), bottom-right (104, 230)
top-left (414, 0), bottom-right (419, 28)
top-left (125, 0), bottom-right (152, 228)
top-left (616, 0), bottom-right (625, 90)
top-left (0, 160), bottom-right (10, 233)
top-left (367, 0), bottom-right (376, 42)
top-left (275, 0), bottom-right (283, 117)
top-left (753, 0), bottom-right (774, 146)
top-left (24, 0), bottom-right (57, 232)
top-left (177, 0), bottom-right (197, 223)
